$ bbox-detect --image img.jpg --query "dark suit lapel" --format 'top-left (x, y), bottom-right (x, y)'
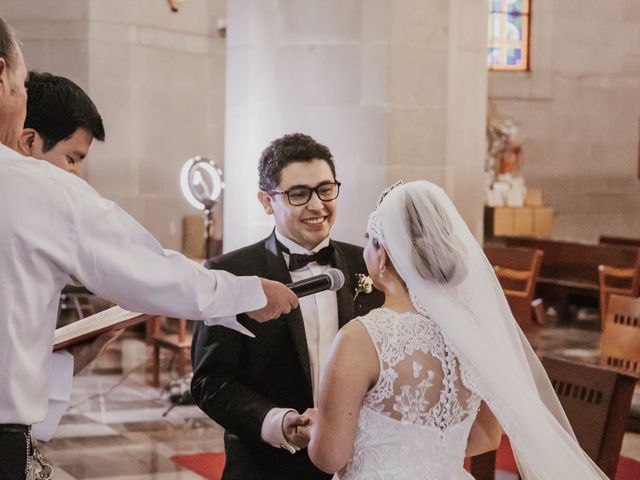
top-left (331, 241), bottom-right (355, 328)
top-left (264, 231), bottom-right (312, 388)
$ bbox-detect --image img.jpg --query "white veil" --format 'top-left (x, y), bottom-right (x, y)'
top-left (367, 180), bottom-right (607, 479)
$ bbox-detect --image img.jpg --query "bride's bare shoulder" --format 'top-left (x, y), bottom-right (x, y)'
top-left (337, 317), bottom-right (370, 342)
top-left (331, 319), bottom-right (380, 385)
top-left (340, 308), bottom-right (391, 337)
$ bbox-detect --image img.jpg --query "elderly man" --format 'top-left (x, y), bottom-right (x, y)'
top-left (12, 71), bottom-right (115, 442)
top-left (0, 17), bottom-right (298, 479)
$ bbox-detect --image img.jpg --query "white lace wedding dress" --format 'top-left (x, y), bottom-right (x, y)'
top-left (336, 307), bottom-right (481, 480)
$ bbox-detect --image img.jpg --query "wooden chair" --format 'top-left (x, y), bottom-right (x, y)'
top-left (600, 294), bottom-right (640, 376)
top-left (150, 316), bottom-right (192, 387)
top-left (58, 285), bottom-right (96, 323)
top-left (484, 246), bottom-right (544, 331)
top-left (504, 238), bottom-right (640, 319)
top-left (469, 355), bottom-right (637, 479)
top-left (598, 257), bottom-right (640, 328)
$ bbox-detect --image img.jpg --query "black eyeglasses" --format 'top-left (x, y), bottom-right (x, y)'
top-left (268, 181), bottom-right (341, 206)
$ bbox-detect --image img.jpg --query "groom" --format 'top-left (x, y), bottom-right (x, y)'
top-left (191, 133), bottom-right (384, 480)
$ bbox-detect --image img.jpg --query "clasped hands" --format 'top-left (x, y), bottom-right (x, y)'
top-left (282, 407), bottom-right (319, 450)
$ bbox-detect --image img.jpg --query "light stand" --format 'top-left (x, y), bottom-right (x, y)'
top-left (180, 156), bottom-right (223, 258)
top-left (203, 204), bottom-right (214, 259)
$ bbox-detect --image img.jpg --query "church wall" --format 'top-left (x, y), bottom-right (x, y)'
top-left (489, 0), bottom-right (640, 242)
top-left (5, 1), bottom-right (489, 252)
top-left (224, 0), bottom-right (488, 250)
top-left (3, 0), bottom-right (227, 250)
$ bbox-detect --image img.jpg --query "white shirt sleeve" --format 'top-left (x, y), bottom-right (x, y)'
top-left (60, 191), bottom-right (266, 328)
top-left (31, 350), bottom-right (74, 441)
top-left (261, 407), bottom-right (300, 454)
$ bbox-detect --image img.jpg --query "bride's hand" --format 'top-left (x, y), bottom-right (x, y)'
top-left (302, 407), bottom-right (318, 424)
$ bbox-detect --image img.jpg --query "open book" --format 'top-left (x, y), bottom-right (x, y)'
top-left (54, 306), bottom-right (152, 351)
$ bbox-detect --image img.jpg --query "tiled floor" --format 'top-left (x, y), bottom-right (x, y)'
top-left (39, 335), bottom-right (222, 479)
top-left (38, 314), bottom-right (640, 479)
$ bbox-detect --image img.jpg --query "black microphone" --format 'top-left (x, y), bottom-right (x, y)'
top-left (286, 268), bottom-right (345, 298)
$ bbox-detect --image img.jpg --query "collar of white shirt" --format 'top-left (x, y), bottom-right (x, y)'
top-left (274, 229), bottom-right (331, 256)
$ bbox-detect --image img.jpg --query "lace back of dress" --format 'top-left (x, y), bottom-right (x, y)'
top-left (361, 308), bottom-right (479, 429)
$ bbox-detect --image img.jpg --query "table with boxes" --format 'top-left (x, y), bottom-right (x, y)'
top-left (485, 188), bottom-right (554, 239)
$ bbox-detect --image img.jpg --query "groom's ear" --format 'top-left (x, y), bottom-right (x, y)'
top-left (257, 190), bottom-right (274, 215)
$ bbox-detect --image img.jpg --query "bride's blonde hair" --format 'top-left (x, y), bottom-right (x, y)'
top-left (403, 189), bottom-right (468, 286)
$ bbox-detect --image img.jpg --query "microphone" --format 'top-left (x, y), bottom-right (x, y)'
top-left (286, 268), bottom-right (345, 298)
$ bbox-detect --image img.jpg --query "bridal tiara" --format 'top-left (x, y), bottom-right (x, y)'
top-left (367, 180), bottom-right (404, 244)
top-left (376, 180), bottom-right (404, 207)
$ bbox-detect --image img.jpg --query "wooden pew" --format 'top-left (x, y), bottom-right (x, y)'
top-left (543, 356), bottom-right (637, 478)
top-left (599, 235), bottom-right (640, 248)
top-left (484, 246), bottom-right (544, 332)
top-left (503, 238), bottom-right (640, 319)
top-left (469, 356), bottom-right (637, 479)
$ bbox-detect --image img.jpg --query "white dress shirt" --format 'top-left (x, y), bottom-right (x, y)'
top-left (0, 144), bottom-right (266, 427)
top-left (260, 230), bottom-right (339, 453)
top-left (32, 351), bottom-right (73, 441)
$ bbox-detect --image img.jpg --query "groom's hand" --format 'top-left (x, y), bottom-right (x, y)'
top-left (282, 410), bottom-right (312, 449)
top-left (247, 278), bottom-right (298, 322)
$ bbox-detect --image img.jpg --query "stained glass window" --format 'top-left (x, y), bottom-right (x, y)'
top-left (487, 0), bottom-right (530, 71)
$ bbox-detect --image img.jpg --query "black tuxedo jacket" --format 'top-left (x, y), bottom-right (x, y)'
top-left (191, 231), bottom-right (384, 480)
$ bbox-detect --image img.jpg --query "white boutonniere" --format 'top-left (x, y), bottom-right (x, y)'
top-left (354, 274), bottom-right (373, 301)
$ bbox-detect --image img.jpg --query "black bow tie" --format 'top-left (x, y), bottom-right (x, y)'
top-left (280, 243), bottom-right (334, 271)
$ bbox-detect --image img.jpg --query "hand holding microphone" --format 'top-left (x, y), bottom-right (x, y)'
top-left (247, 279), bottom-right (299, 322)
top-left (247, 269), bottom-right (344, 322)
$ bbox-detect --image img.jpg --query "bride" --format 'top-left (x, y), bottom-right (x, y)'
top-left (306, 181), bottom-right (608, 479)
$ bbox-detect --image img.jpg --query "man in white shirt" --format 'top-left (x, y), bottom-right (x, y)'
top-left (0, 17), bottom-right (297, 479)
top-left (191, 133), bottom-right (384, 480)
top-left (13, 70), bottom-right (126, 442)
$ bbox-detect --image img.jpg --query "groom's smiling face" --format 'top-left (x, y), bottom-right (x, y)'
top-left (258, 159), bottom-right (337, 251)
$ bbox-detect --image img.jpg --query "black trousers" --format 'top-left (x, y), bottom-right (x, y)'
top-left (0, 425), bottom-right (28, 480)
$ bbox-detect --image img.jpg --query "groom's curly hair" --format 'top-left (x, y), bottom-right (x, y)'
top-left (258, 133), bottom-right (336, 192)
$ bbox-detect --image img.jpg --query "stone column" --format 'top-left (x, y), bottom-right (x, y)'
top-left (386, 0), bottom-right (488, 239)
top-left (223, 0), bottom-right (390, 250)
top-left (224, 0), bottom-right (488, 250)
